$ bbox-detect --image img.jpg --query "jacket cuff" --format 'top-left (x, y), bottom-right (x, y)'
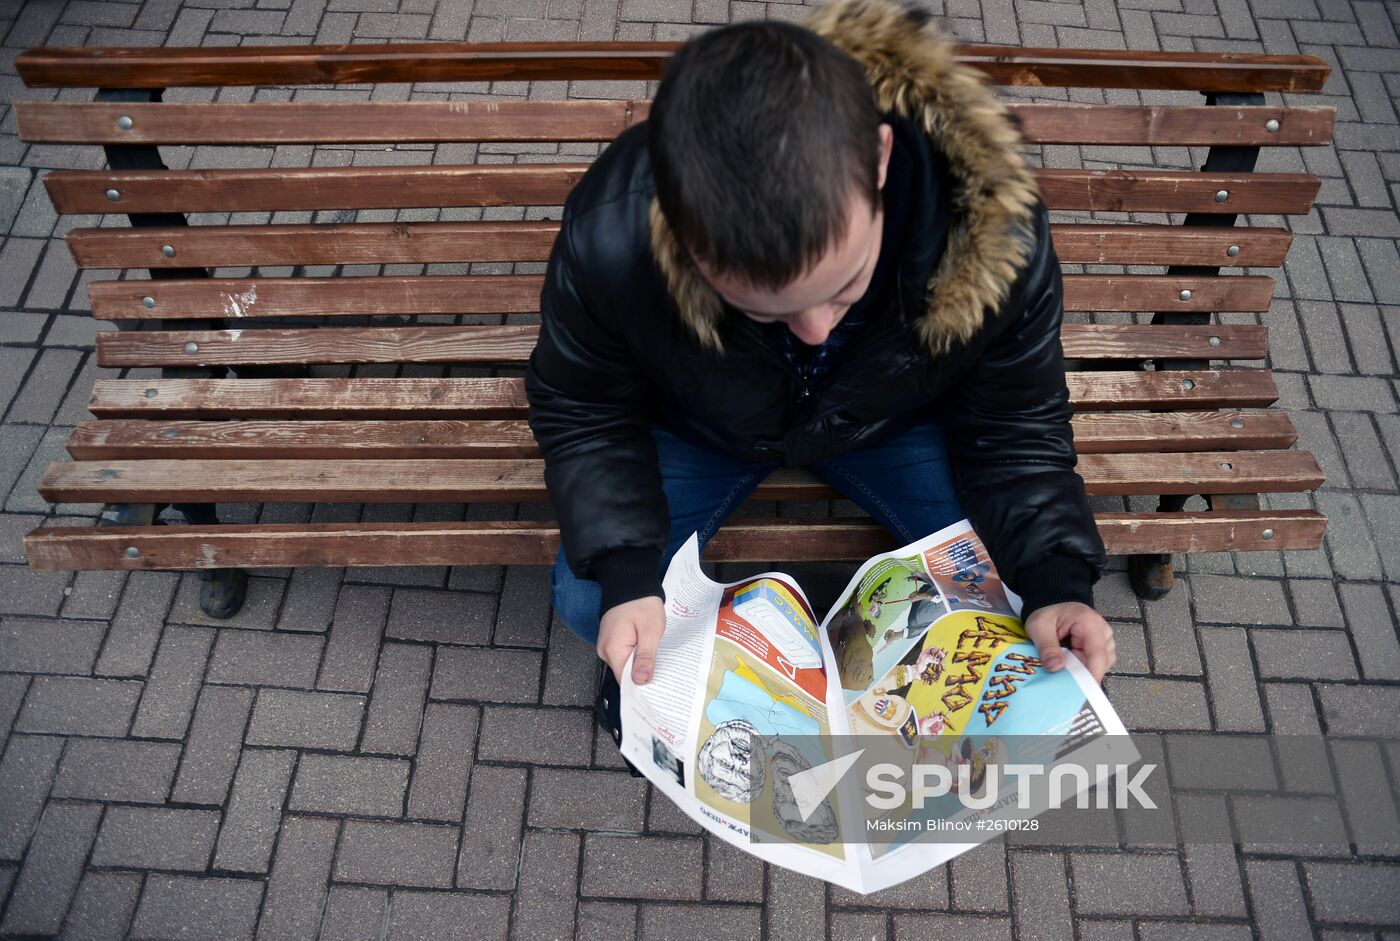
top-left (1014, 553), bottom-right (1097, 620)
top-left (592, 546), bottom-right (664, 614)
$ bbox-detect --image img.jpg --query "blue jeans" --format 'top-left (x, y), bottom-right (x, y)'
top-left (550, 417), bottom-right (967, 646)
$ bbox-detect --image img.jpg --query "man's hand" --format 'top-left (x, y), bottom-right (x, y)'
top-left (598, 595), bottom-right (666, 685)
top-left (1024, 602), bottom-right (1116, 685)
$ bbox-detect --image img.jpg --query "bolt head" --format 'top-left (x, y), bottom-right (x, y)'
top-left (1220, 462), bottom-right (1233, 470)
top-left (142, 296), bottom-right (156, 309)
top-left (1230, 418), bottom-right (1244, 428)
top-left (1181, 378), bottom-right (1196, 391)
top-left (105, 188), bottom-right (120, 202)
top-left (125, 546), bottom-right (140, 558)
top-left (1227, 244), bottom-right (1241, 257)
top-left (1209, 336), bottom-right (1221, 347)
top-left (117, 115), bottom-right (133, 130)
top-left (1261, 528), bottom-right (1274, 541)
top-left (1265, 118), bottom-right (1280, 132)
top-left (145, 387), bottom-right (158, 398)
top-left (1215, 189), bottom-right (1229, 202)
top-left (162, 427), bottom-right (178, 438)
top-left (184, 341), bottom-right (198, 354)
top-left (1179, 289), bottom-right (1193, 301)
top-left (161, 244), bottom-right (176, 258)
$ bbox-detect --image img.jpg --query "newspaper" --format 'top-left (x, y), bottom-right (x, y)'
top-left (618, 518), bottom-right (1137, 894)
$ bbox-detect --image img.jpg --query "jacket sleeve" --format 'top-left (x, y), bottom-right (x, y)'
top-left (524, 221), bottom-right (669, 614)
top-left (940, 203), bottom-right (1108, 618)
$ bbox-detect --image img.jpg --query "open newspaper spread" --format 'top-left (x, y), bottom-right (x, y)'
top-left (619, 518), bottom-right (1138, 894)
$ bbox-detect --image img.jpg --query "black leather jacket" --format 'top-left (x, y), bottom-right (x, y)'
top-left (525, 1), bottom-right (1108, 619)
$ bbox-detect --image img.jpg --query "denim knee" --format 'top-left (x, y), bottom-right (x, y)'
top-left (550, 547), bottom-right (603, 647)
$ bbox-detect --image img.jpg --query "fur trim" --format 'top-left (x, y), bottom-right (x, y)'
top-left (649, 0), bottom-right (1040, 356)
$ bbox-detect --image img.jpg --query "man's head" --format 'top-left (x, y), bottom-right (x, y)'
top-left (648, 21), bottom-right (894, 346)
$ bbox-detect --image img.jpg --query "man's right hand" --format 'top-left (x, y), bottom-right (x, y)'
top-left (598, 595), bottom-right (666, 685)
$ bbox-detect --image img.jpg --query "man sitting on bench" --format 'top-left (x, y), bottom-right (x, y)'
top-left (525, 0), bottom-right (1118, 700)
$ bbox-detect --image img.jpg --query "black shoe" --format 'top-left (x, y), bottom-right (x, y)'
top-left (594, 670), bottom-right (644, 778)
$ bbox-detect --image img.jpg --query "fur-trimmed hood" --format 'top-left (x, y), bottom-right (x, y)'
top-left (648, 0), bottom-right (1040, 356)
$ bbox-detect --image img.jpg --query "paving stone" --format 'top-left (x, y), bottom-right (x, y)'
top-left (214, 748), bottom-right (297, 873)
top-left (90, 806), bottom-right (220, 871)
top-left (15, 675), bottom-right (142, 737)
top-left (0, 801), bottom-right (102, 936)
top-left (1142, 579), bottom-right (1202, 675)
top-left (1330, 739), bottom-right (1400, 857)
top-left (1177, 795), bottom-right (1247, 918)
top-left (0, 564), bottom-right (69, 616)
top-left (406, 702), bottom-right (477, 822)
top-left (387, 585), bottom-right (496, 645)
top-left (528, 767), bottom-right (647, 831)
top-left (1317, 683), bottom-right (1400, 737)
top-left (1101, 677), bottom-right (1211, 731)
top-left (893, 914), bottom-right (1013, 941)
top-left (830, 863), bottom-right (949, 910)
top-left (1357, 492), bottom-right (1400, 582)
top-left (1338, 582), bottom-right (1400, 679)
top-left (1287, 578), bottom-right (1346, 627)
top-left (646, 785), bottom-right (703, 834)
top-left (257, 815), bottom-right (340, 941)
top-left (454, 762), bottom-right (526, 889)
top-left (430, 645), bottom-right (543, 703)
top-left (0, 616), bottom-right (105, 674)
top-left (1244, 860), bottom-right (1312, 941)
top-left (765, 863), bottom-right (825, 941)
top-left (206, 627), bottom-right (324, 687)
top-left (1199, 628), bottom-right (1265, 731)
top-left (289, 754), bottom-right (408, 816)
top-left (360, 641), bottom-right (433, 754)
top-left (335, 819), bottom-right (459, 888)
top-left (510, 830), bottom-right (581, 941)
top-left (277, 566), bottom-right (342, 632)
top-left (172, 684), bottom-right (255, 805)
top-left (52, 738), bottom-right (180, 803)
top-left (246, 688), bottom-right (366, 749)
top-left (495, 565), bottom-right (552, 646)
top-left (1069, 852), bottom-right (1189, 916)
top-left (129, 876), bottom-right (263, 941)
top-left (578, 901), bottom-right (639, 941)
top-left (317, 584), bottom-right (389, 692)
top-left (1250, 628), bottom-right (1358, 680)
top-left (950, 838), bottom-right (1009, 912)
top-left (1303, 861), bottom-right (1400, 926)
top-left (131, 625), bottom-right (214, 739)
top-left (61, 870), bottom-right (143, 941)
top-left (582, 834), bottom-right (703, 900)
top-left (477, 705), bottom-right (593, 765)
top-left (1009, 852), bottom-right (1072, 941)
top-left (60, 569), bottom-right (127, 621)
top-left (0, 733), bottom-right (63, 861)
top-left (385, 890), bottom-right (512, 941)
top-left (1190, 575), bottom-right (1291, 625)
top-left (169, 572), bottom-right (284, 631)
top-left (94, 571), bottom-right (179, 677)
top-left (704, 834), bottom-right (764, 903)
top-left (320, 887), bottom-right (388, 941)
top-left (0, 673), bottom-right (27, 741)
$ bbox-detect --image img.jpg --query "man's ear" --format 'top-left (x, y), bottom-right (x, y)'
top-left (876, 123), bottom-right (894, 192)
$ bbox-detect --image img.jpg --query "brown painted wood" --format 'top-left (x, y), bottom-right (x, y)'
top-left (66, 222), bottom-right (1295, 269)
top-left (93, 322), bottom-right (1268, 368)
top-left (16, 43), bottom-right (1330, 92)
top-left (47, 165), bottom-right (1319, 215)
top-left (64, 410), bottom-right (1297, 462)
top-left (18, 100), bottom-right (646, 144)
top-left (36, 449), bottom-right (1321, 504)
top-left (87, 370), bottom-right (1276, 419)
top-left (87, 273), bottom-right (1276, 321)
top-left (18, 100), bottom-right (1334, 147)
top-left (1038, 170), bottom-right (1319, 215)
top-left (22, 509), bottom-right (1328, 572)
top-left (48, 164), bottom-right (590, 214)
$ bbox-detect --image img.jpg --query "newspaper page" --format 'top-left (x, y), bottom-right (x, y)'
top-left (619, 521), bottom-right (1138, 894)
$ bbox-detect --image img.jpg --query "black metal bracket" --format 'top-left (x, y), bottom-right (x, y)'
top-left (1130, 91), bottom-right (1266, 600)
top-left (97, 88), bottom-right (247, 618)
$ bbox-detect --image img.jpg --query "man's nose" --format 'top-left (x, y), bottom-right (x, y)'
top-left (788, 308), bottom-right (839, 345)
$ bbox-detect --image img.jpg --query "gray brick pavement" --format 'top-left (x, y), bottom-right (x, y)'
top-left (0, 0), bottom-right (1398, 937)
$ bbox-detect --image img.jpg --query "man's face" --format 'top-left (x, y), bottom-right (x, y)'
top-left (693, 124), bottom-right (895, 347)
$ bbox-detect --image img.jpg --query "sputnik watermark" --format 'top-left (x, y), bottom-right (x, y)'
top-left (863, 760), bottom-right (1158, 814)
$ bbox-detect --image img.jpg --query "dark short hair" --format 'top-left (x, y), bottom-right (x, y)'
top-left (647, 20), bottom-right (881, 291)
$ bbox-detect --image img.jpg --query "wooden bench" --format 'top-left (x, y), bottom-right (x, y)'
top-left (15, 40), bottom-right (1333, 618)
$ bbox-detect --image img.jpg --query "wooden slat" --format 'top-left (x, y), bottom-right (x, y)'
top-left (46, 165), bottom-right (1318, 215)
top-left (87, 371), bottom-right (1277, 419)
top-left (16, 44), bottom-right (1330, 92)
top-left (88, 274), bottom-right (1277, 321)
top-left (22, 510), bottom-right (1328, 571)
top-left (93, 323), bottom-right (1268, 368)
top-left (18, 100), bottom-right (1334, 147)
top-left (66, 223), bottom-right (1295, 269)
top-left (64, 411), bottom-right (1298, 462)
top-left (48, 164), bottom-right (590, 214)
top-left (36, 450), bottom-right (1322, 504)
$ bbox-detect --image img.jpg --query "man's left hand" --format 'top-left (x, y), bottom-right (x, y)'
top-left (1024, 602), bottom-right (1116, 685)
